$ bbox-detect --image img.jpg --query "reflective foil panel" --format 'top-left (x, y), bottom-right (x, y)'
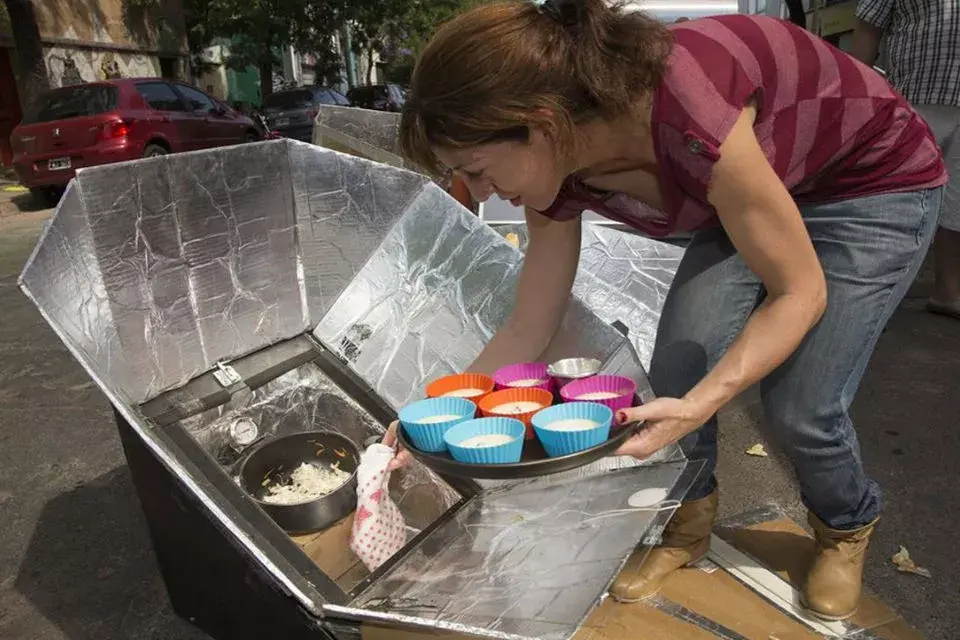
top-left (313, 184), bottom-right (633, 410)
top-left (326, 460), bottom-right (701, 640)
top-left (312, 105), bottom-right (407, 168)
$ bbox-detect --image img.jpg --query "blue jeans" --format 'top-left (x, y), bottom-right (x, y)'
top-left (651, 188), bottom-right (943, 530)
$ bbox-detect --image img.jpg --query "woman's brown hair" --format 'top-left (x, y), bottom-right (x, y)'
top-left (400, 0), bottom-right (673, 176)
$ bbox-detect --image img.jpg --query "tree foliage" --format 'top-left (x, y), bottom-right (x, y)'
top-left (175, 0), bottom-right (489, 96)
top-left (179, 0), bottom-right (353, 96)
top-left (351, 0), bottom-right (488, 86)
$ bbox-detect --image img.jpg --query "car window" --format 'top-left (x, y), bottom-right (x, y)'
top-left (175, 84), bottom-right (216, 113)
top-left (330, 90), bottom-right (351, 106)
top-left (389, 85), bottom-right (405, 104)
top-left (263, 90), bottom-right (314, 111)
top-left (136, 82), bottom-right (186, 111)
top-left (21, 84), bottom-right (118, 124)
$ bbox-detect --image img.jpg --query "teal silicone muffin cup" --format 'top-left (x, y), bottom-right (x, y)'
top-left (398, 397), bottom-right (476, 453)
top-left (444, 417), bottom-right (525, 464)
top-left (531, 402), bottom-right (613, 457)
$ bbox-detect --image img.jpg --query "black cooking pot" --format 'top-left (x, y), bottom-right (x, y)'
top-left (239, 431), bottom-right (360, 535)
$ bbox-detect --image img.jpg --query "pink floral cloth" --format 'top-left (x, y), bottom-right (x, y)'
top-left (349, 443), bottom-right (406, 570)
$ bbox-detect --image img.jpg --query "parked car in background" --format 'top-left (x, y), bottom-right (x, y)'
top-left (262, 86), bottom-right (351, 142)
top-left (346, 84), bottom-right (406, 113)
top-left (10, 79), bottom-right (262, 205)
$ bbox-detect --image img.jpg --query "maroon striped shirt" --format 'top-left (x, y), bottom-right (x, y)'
top-left (540, 14), bottom-right (947, 236)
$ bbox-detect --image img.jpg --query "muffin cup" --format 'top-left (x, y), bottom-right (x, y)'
top-left (398, 397), bottom-right (477, 453)
top-left (492, 362), bottom-right (554, 393)
top-left (444, 417), bottom-right (526, 464)
top-left (532, 402), bottom-right (613, 457)
top-left (425, 373), bottom-right (495, 403)
top-left (559, 375), bottom-right (637, 413)
top-left (477, 387), bottom-right (555, 439)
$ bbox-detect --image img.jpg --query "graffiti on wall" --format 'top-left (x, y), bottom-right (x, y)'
top-left (46, 46), bottom-right (159, 87)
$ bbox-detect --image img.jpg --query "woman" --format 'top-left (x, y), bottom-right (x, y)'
top-left (388, 0), bottom-right (945, 621)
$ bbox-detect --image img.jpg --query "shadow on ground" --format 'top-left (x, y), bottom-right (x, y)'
top-left (13, 466), bottom-right (208, 640)
top-left (7, 193), bottom-right (50, 213)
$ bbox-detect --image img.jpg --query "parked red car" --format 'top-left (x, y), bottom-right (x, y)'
top-left (10, 79), bottom-right (262, 205)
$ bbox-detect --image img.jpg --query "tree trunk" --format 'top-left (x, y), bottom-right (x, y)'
top-left (3, 0), bottom-right (50, 111)
top-left (259, 59), bottom-right (272, 100)
top-left (366, 49), bottom-right (375, 85)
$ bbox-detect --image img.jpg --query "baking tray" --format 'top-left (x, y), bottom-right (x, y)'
top-left (397, 420), bottom-right (645, 479)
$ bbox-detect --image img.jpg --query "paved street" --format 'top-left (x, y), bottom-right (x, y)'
top-left (0, 199), bottom-right (957, 640)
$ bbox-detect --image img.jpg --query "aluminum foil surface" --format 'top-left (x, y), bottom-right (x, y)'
top-left (313, 185), bottom-right (637, 411)
top-left (327, 461), bottom-right (691, 640)
top-left (312, 106), bottom-right (407, 168)
top-left (19, 140), bottom-right (432, 404)
top-left (178, 360), bottom-right (461, 531)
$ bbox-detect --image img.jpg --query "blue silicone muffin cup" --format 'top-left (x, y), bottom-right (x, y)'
top-left (531, 402), bottom-right (613, 457)
top-left (444, 417), bottom-right (526, 464)
top-left (398, 397), bottom-right (477, 453)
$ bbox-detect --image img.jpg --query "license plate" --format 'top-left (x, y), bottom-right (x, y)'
top-left (48, 157), bottom-right (71, 171)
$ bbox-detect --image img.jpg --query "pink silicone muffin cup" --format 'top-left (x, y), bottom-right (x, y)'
top-left (492, 362), bottom-right (554, 393)
top-left (559, 375), bottom-right (637, 413)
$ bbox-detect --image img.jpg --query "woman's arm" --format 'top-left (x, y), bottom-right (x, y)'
top-left (385, 207), bottom-right (581, 469)
top-left (467, 207), bottom-right (582, 374)
top-left (616, 105), bottom-right (826, 456)
top-left (851, 19), bottom-right (884, 67)
top-left (683, 106), bottom-right (827, 417)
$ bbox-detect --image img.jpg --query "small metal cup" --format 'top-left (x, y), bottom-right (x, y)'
top-left (547, 357), bottom-right (602, 389)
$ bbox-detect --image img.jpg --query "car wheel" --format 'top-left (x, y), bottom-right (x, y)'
top-left (143, 144), bottom-right (168, 158)
top-left (29, 187), bottom-right (60, 208)
top-left (245, 131), bottom-right (260, 143)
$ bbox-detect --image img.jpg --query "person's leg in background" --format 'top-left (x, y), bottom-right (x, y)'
top-left (610, 226), bottom-right (764, 603)
top-left (914, 104), bottom-right (960, 318)
top-left (760, 188), bottom-right (941, 621)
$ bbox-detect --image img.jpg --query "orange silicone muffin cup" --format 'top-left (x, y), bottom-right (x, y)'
top-left (478, 387), bottom-right (554, 439)
top-left (425, 373), bottom-right (495, 402)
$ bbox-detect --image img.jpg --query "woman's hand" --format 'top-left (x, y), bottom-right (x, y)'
top-left (382, 421), bottom-right (413, 471)
top-left (612, 397), bottom-right (710, 460)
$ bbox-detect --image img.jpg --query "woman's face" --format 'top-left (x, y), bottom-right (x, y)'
top-left (433, 128), bottom-right (567, 212)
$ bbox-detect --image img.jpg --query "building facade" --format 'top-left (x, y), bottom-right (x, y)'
top-left (1, 0), bottom-right (188, 164)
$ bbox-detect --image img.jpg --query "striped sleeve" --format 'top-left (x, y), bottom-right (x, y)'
top-left (855, 0), bottom-right (895, 28)
top-left (665, 19), bottom-right (763, 151)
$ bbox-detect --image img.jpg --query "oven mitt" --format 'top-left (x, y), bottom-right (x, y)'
top-left (349, 442), bottom-right (406, 571)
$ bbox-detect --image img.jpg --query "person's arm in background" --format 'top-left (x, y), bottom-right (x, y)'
top-left (851, 0), bottom-right (894, 66)
top-left (466, 208), bottom-right (582, 374)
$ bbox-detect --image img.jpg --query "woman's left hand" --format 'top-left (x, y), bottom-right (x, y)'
top-left (613, 397), bottom-right (710, 460)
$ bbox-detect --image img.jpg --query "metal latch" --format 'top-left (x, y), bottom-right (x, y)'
top-left (611, 319), bottom-right (630, 337)
top-left (213, 361), bottom-right (243, 388)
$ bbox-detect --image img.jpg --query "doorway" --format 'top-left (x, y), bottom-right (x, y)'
top-left (159, 57), bottom-right (178, 80)
top-left (0, 47), bottom-right (23, 167)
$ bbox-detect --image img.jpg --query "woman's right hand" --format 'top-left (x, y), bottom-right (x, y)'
top-left (466, 208), bottom-right (582, 375)
top-left (383, 421), bottom-right (413, 471)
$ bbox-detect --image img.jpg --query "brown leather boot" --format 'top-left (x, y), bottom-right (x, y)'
top-left (801, 512), bottom-right (879, 621)
top-left (609, 488), bottom-right (718, 603)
